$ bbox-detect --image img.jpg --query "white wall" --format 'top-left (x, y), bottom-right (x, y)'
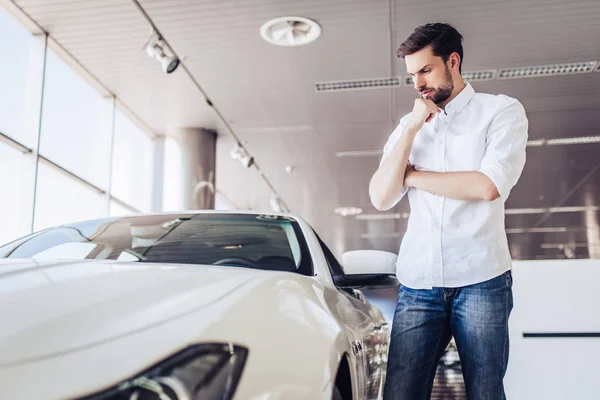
top-left (506, 259), bottom-right (600, 399)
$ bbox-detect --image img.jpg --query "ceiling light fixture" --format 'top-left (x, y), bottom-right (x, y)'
top-left (338, 134), bottom-right (600, 160)
top-left (545, 135), bottom-right (600, 146)
top-left (504, 206), bottom-right (600, 215)
top-left (505, 206), bottom-right (600, 215)
top-left (335, 149), bottom-right (383, 158)
top-left (144, 31), bottom-right (180, 74)
top-left (506, 227), bottom-right (569, 234)
top-left (541, 243), bottom-right (590, 249)
top-left (356, 213), bottom-right (409, 220)
top-left (260, 16), bottom-right (322, 47)
top-left (360, 232), bottom-right (402, 239)
top-left (527, 135), bottom-right (600, 147)
top-left (334, 207), bottom-right (363, 217)
top-left (269, 196), bottom-right (285, 213)
top-left (229, 144), bottom-right (254, 168)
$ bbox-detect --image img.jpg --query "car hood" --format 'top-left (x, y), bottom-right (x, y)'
top-left (0, 259), bottom-right (263, 366)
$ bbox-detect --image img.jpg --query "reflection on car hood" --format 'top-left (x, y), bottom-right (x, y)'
top-left (0, 259), bottom-right (262, 366)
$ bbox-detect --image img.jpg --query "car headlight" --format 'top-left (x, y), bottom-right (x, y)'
top-left (82, 344), bottom-right (248, 400)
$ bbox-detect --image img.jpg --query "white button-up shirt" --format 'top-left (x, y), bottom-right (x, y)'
top-left (380, 83), bottom-right (528, 289)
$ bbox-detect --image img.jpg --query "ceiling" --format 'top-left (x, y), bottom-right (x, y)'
top-left (5, 0), bottom-right (600, 260)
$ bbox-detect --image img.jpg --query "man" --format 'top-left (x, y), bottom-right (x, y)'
top-left (370, 23), bottom-right (528, 399)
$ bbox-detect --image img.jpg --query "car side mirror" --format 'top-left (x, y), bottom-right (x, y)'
top-left (334, 250), bottom-right (399, 289)
top-left (341, 250), bottom-right (397, 275)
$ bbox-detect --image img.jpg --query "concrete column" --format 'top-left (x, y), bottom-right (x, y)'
top-left (164, 127), bottom-right (216, 210)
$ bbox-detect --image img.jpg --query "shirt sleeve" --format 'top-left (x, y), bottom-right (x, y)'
top-left (479, 99), bottom-right (528, 202)
top-left (378, 118), bottom-right (410, 207)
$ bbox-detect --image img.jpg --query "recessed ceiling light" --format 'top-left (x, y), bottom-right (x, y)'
top-left (260, 16), bottom-right (321, 47)
top-left (339, 134), bottom-right (600, 160)
top-left (360, 232), bottom-right (402, 239)
top-left (541, 243), bottom-right (590, 249)
top-left (545, 135), bottom-right (600, 146)
top-left (506, 227), bottom-right (569, 233)
top-left (526, 139), bottom-right (547, 147)
top-left (335, 149), bottom-right (383, 158)
top-left (334, 207), bottom-right (363, 217)
top-left (506, 206), bottom-right (600, 215)
top-left (356, 213), bottom-right (409, 220)
top-left (526, 135), bottom-right (600, 147)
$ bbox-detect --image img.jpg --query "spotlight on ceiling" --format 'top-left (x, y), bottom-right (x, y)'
top-left (270, 196), bottom-right (285, 213)
top-left (144, 32), bottom-right (180, 74)
top-left (230, 144), bottom-right (254, 168)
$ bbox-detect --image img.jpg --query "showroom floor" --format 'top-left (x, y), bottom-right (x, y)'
top-left (432, 343), bottom-right (467, 399)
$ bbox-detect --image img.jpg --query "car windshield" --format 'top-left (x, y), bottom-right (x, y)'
top-left (0, 213), bottom-right (313, 275)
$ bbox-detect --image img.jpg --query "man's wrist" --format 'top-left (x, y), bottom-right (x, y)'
top-left (403, 124), bottom-right (420, 137)
top-left (405, 169), bottom-right (419, 188)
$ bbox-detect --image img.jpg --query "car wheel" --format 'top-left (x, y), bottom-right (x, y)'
top-left (332, 385), bottom-right (343, 400)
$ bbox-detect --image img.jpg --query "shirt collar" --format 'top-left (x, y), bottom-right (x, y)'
top-left (443, 82), bottom-right (475, 116)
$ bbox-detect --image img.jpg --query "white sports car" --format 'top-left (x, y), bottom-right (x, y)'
top-left (0, 211), bottom-right (398, 400)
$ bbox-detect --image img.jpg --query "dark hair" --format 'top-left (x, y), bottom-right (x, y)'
top-left (397, 23), bottom-right (464, 73)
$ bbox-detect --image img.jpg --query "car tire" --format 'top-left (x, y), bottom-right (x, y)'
top-left (332, 385), bottom-right (343, 400)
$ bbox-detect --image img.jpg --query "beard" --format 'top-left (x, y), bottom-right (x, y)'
top-left (421, 65), bottom-right (454, 105)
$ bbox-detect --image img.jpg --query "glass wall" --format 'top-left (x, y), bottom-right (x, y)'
top-left (0, 6), bottom-right (159, 244)
top-left (0, 141), bottom-right (28, 244)
top-left (40, 49), bottom-right (113, 190)
top-left (111, 109), bottom-right (154, 212)
top-left (0, 8), bottom-right (39, 148)
top-left (33, 161), bottom-right (106, 231)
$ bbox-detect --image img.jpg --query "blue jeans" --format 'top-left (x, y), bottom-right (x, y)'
top-left (383, 271), bottom-right (513, 400)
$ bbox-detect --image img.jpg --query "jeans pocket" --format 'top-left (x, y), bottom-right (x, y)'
top-left (503, 270), bottom-right (513, 288)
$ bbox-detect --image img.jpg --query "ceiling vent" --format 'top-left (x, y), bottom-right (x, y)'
top-left (462, 69), bottom-right (496, 82)
top-left (498, 61), bottom-right (597, 79)
top-left (260, 17), bottom-right (321, 47)
top-left (315, 77), bottom-right (400, 92)
top-left (322, 60), bottom-right (599, 94)
top-left (403, 69), bottom-right (496, 86)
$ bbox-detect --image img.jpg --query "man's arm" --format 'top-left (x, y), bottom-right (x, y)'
top-left (404, 167), bottom-right (500, 201)
top-left (370, 99), bottom-right (440, 211)
top-left (369, 124), bottom-right (418, 211)
top-left (404, 99), bottom-right (528, 203)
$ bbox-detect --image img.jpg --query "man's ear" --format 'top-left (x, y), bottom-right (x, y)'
top-left (450, 52), bottom-right (461, 72)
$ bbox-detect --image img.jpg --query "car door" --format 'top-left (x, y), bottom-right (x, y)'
top-left (316, 235), bottom-right (389, 400)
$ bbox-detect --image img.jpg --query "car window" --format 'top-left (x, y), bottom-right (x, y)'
top-left (0, 214), bottom-right (313, 276)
